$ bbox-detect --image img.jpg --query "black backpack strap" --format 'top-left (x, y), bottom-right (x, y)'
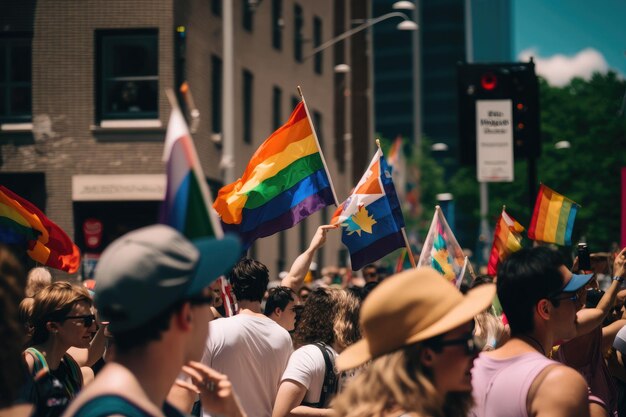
top-left (301, 342), bottom-right (338, 408)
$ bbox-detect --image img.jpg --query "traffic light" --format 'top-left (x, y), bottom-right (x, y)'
top-left (457, 61), bottom-right (540, 165)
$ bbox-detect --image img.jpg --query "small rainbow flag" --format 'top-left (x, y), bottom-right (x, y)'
top-left (214, 100), bottom-right (337, 249)
top-left (487, 207), bottom-right (524, 275)
top-left (0, 186), bottom-right (80, 273)
top-left (528, 185), bottom-right (579, 246)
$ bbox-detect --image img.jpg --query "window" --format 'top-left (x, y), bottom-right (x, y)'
top-left (312, 110), bottom-right (323, 151)
top-left (212, 0), bottom-right (222, 16)
top-left (272, 86), bottom-right (282, 129)
top-left (272, 0), bottom-right (283, 50)
top-left (243, 69), bottom-right (254, 143)
top-left (313, 16), bottom-right (323, 74)
top-left (211, 55), bottom-right (222, 134)
top-left (0, 35), bottom-right (32, 123)
top-left (291, 95), bottom-right (300, 111)
top-left (96, 29), bottom-right (158, 121)
top-left (299, 219), bottom-right (308, 253)
top-left (243, 0), bottom-right (254, 32)
top-left (293, 4), bottom-right (304, 62)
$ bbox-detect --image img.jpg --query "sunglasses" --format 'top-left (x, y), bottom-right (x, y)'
top-left (427, 334), bottom-right (479, 356)
top-left (63, 314), bottom-right (96, 327)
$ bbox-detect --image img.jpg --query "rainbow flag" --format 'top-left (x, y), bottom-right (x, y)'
top-left (0, 186), bottom-right (80, 273)
top-left (160, 105), bottom-right (222, 240)
top-left (332, 148), bottom-right (406, 271)
top-left (417, 206), bottom-right (466, 287)
top-left (214, 101), bottom-right (337, 249)
top-left (528, 185), bottom-right (579, 246)
top-left (487, 207), bottom-right (524, 275)
top-left (386, 135), bottom-right (406, 200)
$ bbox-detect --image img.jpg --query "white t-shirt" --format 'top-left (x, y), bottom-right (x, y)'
top-left (280, 344), bottom-right (338, 405)
top-left (201, 314), bottom-right (293, 417)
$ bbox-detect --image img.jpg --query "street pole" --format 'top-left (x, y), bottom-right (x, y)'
top-left (222, 0), bottom-right (235, 184)
top-left (465, 0), bottom-right (490, 265)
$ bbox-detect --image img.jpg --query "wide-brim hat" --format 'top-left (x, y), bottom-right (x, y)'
top-left (336, 267), bottom-right (495, 371)
top-left (95, 224), bottom-right (241, 332)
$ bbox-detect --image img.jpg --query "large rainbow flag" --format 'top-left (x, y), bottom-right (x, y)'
top-left (417, 206), bottom-right (466, 287)
top-left (0, 186), bottom-right (80, 273)
top-left (160, 104), bottom-right (222, 240)
top-left (331, 147), bottom-right (406, 270)
top-left (528, 184), bottom-right (579, 246)
top-left (487, 207), bottom-right (524, 275)
top-left (214, 101), bottom-right (337, 249)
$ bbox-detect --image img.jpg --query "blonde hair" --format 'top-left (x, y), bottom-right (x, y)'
top-left (474, 312), bottom-right (507, 351)
top-left (333, 343), bottom-right (474, 417)
top-left (30, 281), bottom-right (92, 345)
top-left (25, 267), bottom-right (52, 297)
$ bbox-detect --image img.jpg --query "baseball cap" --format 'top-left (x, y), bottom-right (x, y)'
top-left (560, 272), bottom-right (594, 293)
top-left (94, 224), bottom-right (241, 332)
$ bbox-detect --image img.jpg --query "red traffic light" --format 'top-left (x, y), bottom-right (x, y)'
top-left (480, 73), bottom-right (498, 91)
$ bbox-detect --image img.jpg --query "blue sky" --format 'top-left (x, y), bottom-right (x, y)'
top-left (514, 0), bottom-right (626, 85)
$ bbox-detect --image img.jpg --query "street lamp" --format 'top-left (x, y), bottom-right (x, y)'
top-left (305, 12), bottom-right (417, 60)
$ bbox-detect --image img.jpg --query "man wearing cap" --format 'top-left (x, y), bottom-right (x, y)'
top-left (471, 246), bottom-right (594, 417)
top-left (62, 225), bottom-right (245, 417)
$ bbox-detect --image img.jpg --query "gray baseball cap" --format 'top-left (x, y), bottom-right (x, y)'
top-left (94, 224), bottom-right (241, 332)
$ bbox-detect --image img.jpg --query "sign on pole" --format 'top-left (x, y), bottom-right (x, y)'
top-left (476, 100), bottom-right (514, 182)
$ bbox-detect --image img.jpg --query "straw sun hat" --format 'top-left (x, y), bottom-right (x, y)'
top-left (336, 267), bottom-right (496, 371)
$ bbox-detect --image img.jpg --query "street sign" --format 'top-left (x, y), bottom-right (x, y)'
top-left (476, 100), bottom-right (514, 182)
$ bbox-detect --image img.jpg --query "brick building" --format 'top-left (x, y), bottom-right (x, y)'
top-left (0, 0), bottom-right (369, 279)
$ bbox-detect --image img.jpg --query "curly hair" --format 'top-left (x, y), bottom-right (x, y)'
top-left (0, 245), bottom-right (27, 407)
top-left (30, 281), bottom-right (92, 345)
top-left (294, 288), bottom-right (360, 350)
top-left (332, 343), bottom-right (473, 417)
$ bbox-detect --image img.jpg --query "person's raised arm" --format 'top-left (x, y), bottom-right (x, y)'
top-left (282, 225), bottom-right (338, 292)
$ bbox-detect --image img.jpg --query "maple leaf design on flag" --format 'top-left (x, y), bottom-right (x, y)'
top-left (342, 205), bottom-right (377, 236)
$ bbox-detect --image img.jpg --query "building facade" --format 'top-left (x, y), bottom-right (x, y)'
top-left (0, 0), bottom-right (358, 278)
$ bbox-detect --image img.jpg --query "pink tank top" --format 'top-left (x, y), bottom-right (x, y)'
top-left (470, 351), bottom-right (557, 417)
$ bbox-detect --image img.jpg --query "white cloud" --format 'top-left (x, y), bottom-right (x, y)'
top-left (517, 48), bottom-right (610, 87)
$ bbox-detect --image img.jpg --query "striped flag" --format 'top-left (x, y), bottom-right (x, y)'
top-left (528, 184), bottom-right (579, 246)
top-left (214, 101), bottom-right (337, 249)
top-left (487, 207), bottom-right (524, 275)
top-left (160, 100), bottom-right (236, 315)
top-left (0, 186), bottom-right (80, 273)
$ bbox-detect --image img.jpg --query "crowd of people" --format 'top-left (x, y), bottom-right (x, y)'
top-left (1, 224), bottom-right (626, 417)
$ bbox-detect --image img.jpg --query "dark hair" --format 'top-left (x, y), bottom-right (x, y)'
top-left (112, 301), bottom-right (184, 353)
top-left (361, 281), bottom-right (379, 300)
top-left (497, 247), bottom-right (564, 334)
top-left (471, 274), bottom-right (495, 288)
top-left (264, 286), bottom-right (295, 316)
top-left (228, 258), bottom-right (269, 302)
top-left (0, 245), bottom-right (27, 407)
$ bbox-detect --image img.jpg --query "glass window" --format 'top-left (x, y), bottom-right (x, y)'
top-left (272, 86), bottom-right (282, 130)
top-left (272, 0), bottom-right (282, 50)
top-left (97, 30), bottom-right (158, 121)
top-left (243, 69), bottom-right (253, 143)
top-left (211, 55), bottom-right (222, 134)
top-left (313, 16), bottom-right (322, 74)
top-left (0, 36), bottom-right (32, 122)
top-left (293, 4), bottom-right (304, 62)
top-left (312, 110), bottom-right (323, 151)
top-left (243, 0), bottom-right (254, 32)
top-left (212, 0), bottom-right (222, 16)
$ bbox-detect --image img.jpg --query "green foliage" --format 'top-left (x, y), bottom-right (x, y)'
top-left (448, 72), bottom-right (626, 252)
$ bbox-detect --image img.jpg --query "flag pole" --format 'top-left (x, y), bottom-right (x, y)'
top-left (375, 139), bottom-right (416, 268)
top-left (297, 86), bottom-right (340, 206)
top-left (401, 227), bottom-right (417, 268)
top-left (164, 88), bottom-right (224, 238)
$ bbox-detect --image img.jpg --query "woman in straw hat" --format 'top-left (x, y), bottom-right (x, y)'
top-left (333, 268), bottom-right (495, 417)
